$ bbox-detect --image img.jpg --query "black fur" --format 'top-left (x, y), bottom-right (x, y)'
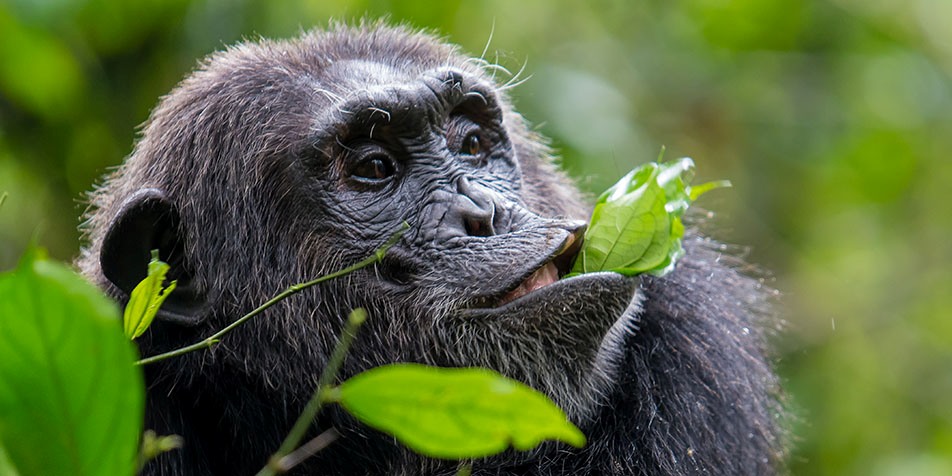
top-left (79, 21), bottom-right (785, 475)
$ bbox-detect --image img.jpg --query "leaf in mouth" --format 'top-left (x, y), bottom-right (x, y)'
top-left (568, 151), bottom-right (730, 278)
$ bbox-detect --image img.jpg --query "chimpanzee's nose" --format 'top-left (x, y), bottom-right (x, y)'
top-left (453, 177), bottom-right (500, 237)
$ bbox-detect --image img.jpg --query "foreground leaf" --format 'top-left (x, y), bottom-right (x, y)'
top-left (570, 156), bottom-right (729, 277)
top-left (0, 252), bottom-right (144, 476)
top-left (338, 363), bottom-right (585, 459)
top-left (123, 250), bottom-right (177, 340)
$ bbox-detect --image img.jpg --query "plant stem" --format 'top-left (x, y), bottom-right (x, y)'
top-left (256, 308), bottom-right (366, 476)
top-left (135, 223), bottom-right (407, 366)
top-left (274, 427), bottom-right (339, 472)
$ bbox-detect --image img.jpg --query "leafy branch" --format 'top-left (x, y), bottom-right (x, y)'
top-left (120, 208), bottom-right (591, 472)
top-left (135, 223), bottom-right (408, 366)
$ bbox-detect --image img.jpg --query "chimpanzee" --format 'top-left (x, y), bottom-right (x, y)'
top-left (79, 22), bottom-right (785, 476)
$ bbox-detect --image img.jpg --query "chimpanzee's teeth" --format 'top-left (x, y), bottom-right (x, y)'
top-left (499, 262), bottom-right (559, 305)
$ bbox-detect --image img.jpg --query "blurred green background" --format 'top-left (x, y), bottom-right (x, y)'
top-left (1, 0), bottom-right (950, 474)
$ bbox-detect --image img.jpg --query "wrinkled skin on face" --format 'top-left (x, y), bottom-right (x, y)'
top-left (79, 23), bottom-right (785, 476)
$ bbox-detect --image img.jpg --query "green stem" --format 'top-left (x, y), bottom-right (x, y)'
top-left (0, 191), bottom-right (8, 209)
top-left (256, 308), bottom-right (366, 476)
top-left (135, 223), bottom-right (407, 366)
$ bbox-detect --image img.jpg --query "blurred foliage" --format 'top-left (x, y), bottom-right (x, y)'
top-left (1, 0), bottom-right (950, 474)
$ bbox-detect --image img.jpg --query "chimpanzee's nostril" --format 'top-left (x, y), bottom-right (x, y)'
top-left (465, 215), bottom-right (495, 237)
top-left (455, 176), bottom-right (500, 237)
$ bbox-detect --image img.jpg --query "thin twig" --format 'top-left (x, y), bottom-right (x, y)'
top-left (274, 428), bottom-right (340, 472)
top-left (135, 223), bottom-right (407, 366)
top-left (256, 308), bottom-right (366, 476)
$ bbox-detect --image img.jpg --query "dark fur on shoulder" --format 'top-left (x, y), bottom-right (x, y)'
top-left (79, 21), bottom-right (785, 475)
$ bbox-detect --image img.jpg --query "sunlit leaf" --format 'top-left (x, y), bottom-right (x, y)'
top-left (0, 251), bottom-right (144, 476)
top-left (569, 156), bottom-right (729, 277)
top-left (338, 363), bottom-right (585, 459)
top-left (123, 250), bottom-right (176, 340)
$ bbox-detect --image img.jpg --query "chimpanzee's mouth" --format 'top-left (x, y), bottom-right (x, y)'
top-left (456, 223), bottom-right (637, 318)
top-left (496, 230), bottom-right (583, 306)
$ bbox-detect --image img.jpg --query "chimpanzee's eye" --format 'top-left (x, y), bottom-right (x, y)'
top-left (351, 155), bottom-right (395, 182)
top-left (461, 132), bottom-right (481, 157)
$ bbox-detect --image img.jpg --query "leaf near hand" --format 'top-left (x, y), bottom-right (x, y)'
top-left (338, 363), bottom-right (585, 459)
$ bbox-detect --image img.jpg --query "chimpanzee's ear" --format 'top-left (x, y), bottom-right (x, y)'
top-left (100, 188), bottom-right (208, 326)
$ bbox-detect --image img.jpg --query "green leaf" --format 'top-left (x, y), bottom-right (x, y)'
top-left (569, 155), bottom-right (729, 277)
top-left (688, 180), bottom-right (732, 201)
top-left (338, 363), bottom-right (585, 459)
top-left (123, 249), bottom-right (176, 340)
top-left (0, 252), bottom-right (144, 476)
top-left (138, 430), bottom-right (182, 470)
